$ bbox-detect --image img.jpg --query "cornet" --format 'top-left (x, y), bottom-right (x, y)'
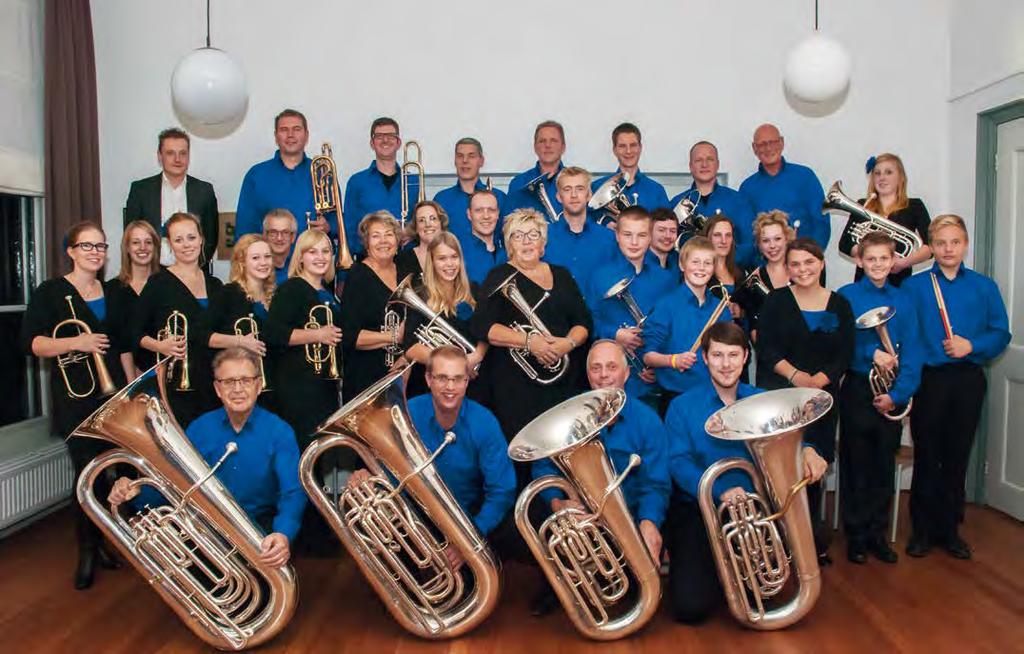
top-left (602, 276), bottom-right (648, 373)
top-left (589, 172), bottom-right (637, 225)
top-left (54, 295), bottom-right (118, 399)
top-left (400, 140), bottom-right (426, 231)
top-left (304, 303), bottom-right (340, 380)
top-left (157, 310), bottom-right (191, 391)
top-left (490, 271), bottom-right (568, 385)
top-left (311, 143), bottom-right (354, 270)
top-left (855, 305), bottom-right (913, 421)
top-left (826, 181), bottom-right (923, 258)
top-left (233, 314), bottom-right (270, 392)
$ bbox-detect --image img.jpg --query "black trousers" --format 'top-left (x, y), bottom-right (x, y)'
top-left (663, 499), bottom-right (722, 623)
top-left (66, 436), bottom-right (115, 550)
top-left (908, 363), bottom-right (986, 543)
top-left (839, 373), bottom-right (902, 545)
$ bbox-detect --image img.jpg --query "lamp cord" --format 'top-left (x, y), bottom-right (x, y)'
top-left (205, 0), bottom-right (211, 47)
top-left (814, 0), bottom-right (819, 31)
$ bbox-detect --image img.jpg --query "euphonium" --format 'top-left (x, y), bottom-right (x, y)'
top-left (589, 172), bottom-right (637, 225)
top-left (490, 270), bottom-right (568, 385)
top-left (298, 365), bottom-right (501, 638)
top-left (157, 309), bottom-right (191, 391)
top-left (54, 294), bottom-right (118, 399)
top-left (73, 364), bottom-right (297, 650)
top-left (400, 140), bottom-right (427, 230)
top-left (855, 305), bottom-right (913, 421)
top-left (387, 274), bottom-right (479, 370)
top-left (233, 314), bottom-right (270, 392)
top-left (698, 387), bottom-right (833, 629)
top-left (310, 142), bottom-right (354, 270)
top-left (602, 276), bottom-right (648, 373)
top-left (525, 172), bottom-right (560, 222)
top-left (826, 181), bottom-right (923, 258)
top-left (509, 388), bottom-right (661, 640)
top-left (304, 303), bottom-right (340, 380)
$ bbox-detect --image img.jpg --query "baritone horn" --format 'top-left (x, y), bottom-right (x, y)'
top-left (311, 142), bottom-right (354, 270)
top-left (304, 303), bottom-right (340, 380)
top-left (73, 363), bottom-right (297, 650)
top-left (509, 388), bottom-right (661, 640)
top-left (233, 314), bottom-right (270, 392)
top-left (490, 270), bottom-right (568, 385)
top-left (602, 276), bottom-right (648, 373)
top-left (589, 172), bottom-right (637, 225)
top-left (698, 387), bottom-right (832, 629)
top-left (158, 309), bottom-right (191, 391)
top-left (54, 294), bottom-right (117, 399)
top-left (400, 140), bottom-right (426, 230)
top-left (299, 365), bottom-right (501, 638)
top-left (855, 306), bottom-right (913, 421)
top-left (825, 181), bottom-right (923, 258)
top-left (387, 274), bottom-right (479, 370)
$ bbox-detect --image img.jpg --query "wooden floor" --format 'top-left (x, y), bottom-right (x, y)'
top-left (1, 496), bottom-right (1022, 654)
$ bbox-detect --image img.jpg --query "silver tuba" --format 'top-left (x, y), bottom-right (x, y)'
top-left (387, 274), bottom-right (479, 370)
top-left (855, 306), bottom-right (913, 421)
top-left (602, 276), bottom-right (648, 373)
top-left (298, 365), bottom-right (501, 638)
top-left (589, 172), bottom-right (637, 225)
top-left (525, 172), bottom-right (560, 222)
top-left (509, 388), bottom-right (661, 640)
top-left (826, 181), bottom-right (923, 258)
top-left (698, 387), bottom-right (832, 629)
top-left (489, 270), bottom-right (568, 385)
top-left (73, 364), bottom-right (297, 650)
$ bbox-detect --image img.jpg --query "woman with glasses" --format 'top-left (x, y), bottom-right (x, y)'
top-left (395, 200), bottom-right (449, 281)
top-left (109, 219), bottom-right (160, 378)
top-left (22, 221), bottom-right (128, 590)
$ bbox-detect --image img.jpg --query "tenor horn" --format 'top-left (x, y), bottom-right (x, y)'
top-left (826, 181), bottom-right (922, 258)
top-left (855, 306), bottom-right (913, 421)
top-left (400, 140), bottom-right (427, 231)
top-left (298, 365), bottom-right (501, 638)
top-left (387, 274), bottom-right (479, 370)
top-left (311, 143), bottom-right (354, 270)
top-left (489, 270), bottom-right (568, 385)
top-left (54, 295), bottom-right (118, 399)
top-left (589, 172), bottom-right (637, 225)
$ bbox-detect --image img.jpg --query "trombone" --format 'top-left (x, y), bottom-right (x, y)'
top-left (311, 143), bottom-right (354, 271)
top-left (305, 303), bottom-right (340, 380)
top-left (234, 313), bottom-right (270, 392)
top-left (157, 310), bottom-right (191, 392)
top-left (53, 295), bottom-right (117, 399)
top-left (400, 140), bottom-right (426, 231)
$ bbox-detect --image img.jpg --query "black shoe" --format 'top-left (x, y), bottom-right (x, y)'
top-left (74, 547), bottom-right (97, 590)
top-left (847, 543), bottom-right (868, 564)
top-left (529, 586), bottom-right (558, 617)
top-left (867, 539), bottom-right (899, 564)
top-left (905, 534), bottom-right (931, 558)
top-left (97, 543), bottom-right (122, 570)
top-left (943, 536), bottom-right (972, 560)
top-left (818, 552), bottom-right (833, 567)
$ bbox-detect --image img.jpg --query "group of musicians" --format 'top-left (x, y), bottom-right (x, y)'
top-left (21, 111), bottom-right (1011, 635)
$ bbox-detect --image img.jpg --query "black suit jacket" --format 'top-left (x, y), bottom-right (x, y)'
top-left (124, 173), bottom-right (220, 265)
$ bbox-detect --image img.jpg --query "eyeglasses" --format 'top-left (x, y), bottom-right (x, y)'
top-left (214, 376), bottom-right (259, 389)
top-left (753, 138), bottom-right (782, 151)
top-left (372, 132), bottom-right (400, 142)
top-left (72, 242), bottom-right (109, 252)
top-left (265, 229), bottom-right (295, 239)
top-left (509, 229), bottom-right (542, 243)
top-left (416, 214), bottom-right (440, 225)
top-left (430, 373), bottom-right (468, 387)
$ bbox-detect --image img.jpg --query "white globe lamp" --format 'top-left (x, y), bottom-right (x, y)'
top-left (171, 47), bottom-right (247, 126)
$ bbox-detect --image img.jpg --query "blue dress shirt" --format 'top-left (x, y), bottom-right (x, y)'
top-left (543, 218), bottom-right (619, 291)
top-left (342, 160), bottom-right (422, 256)
top-left (462, 233), bottom-right (508, 287)
top-left (590, 169), bottom-right (670, 222)
top-left (507, 161), bottom-right (564, 220)
top-left (433, 180), bottom-right (510, 245)
top-left (670, 182), bottom-right (757, 268)
top-left (235, 151), bottom-right (322, 241)
top-left (739, 157), bottom-right (829, 249)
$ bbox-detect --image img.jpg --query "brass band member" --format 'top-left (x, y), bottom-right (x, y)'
top-left (649, 207), bottom-right (680, 270)
top-left (901, 215), bottom-right (1010, 559)
top-left (589, 122), bottom-right (670, 225)
top-left (263, 208), bottom-right (298, 285)
top-left (664, 322), bottom-right (827, 623)
top-left (734, 210), bottom-right (796, 340)
top-left (396, 200), bottom-right (449, 281)
top-left (705, 214), bottom-right (747, 321)
top-left (109, 219), bottom-right (160, 378)
top-left (21, 221), bottom-right (128, 589)
top-left (507, 120), bottom-right (566, 219)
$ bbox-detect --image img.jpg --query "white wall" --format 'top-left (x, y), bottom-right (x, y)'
top-left (91, 0), bottom-right (953, 283)
top-left (0, 0), bottom-right (43, 195)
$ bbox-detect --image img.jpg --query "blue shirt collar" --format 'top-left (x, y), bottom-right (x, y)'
top-left (856, 274), bottom-right (893, 294)
top-left (929, 261), bottom-right (966, 279)
top-left (531, 160), bottom-right (565, 179)
top-left (757, 156), bottom-right (788, 176)
top-left (273, 150), bottom-right (311, 171)
top-left (215, 406), bottom-right (263, 435)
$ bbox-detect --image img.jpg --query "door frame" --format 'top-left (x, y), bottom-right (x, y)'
top-left (968, 98), bottom-right (1024, 503)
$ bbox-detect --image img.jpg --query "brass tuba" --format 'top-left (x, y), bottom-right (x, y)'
top-left (855, 306), bottom-right (913, 421)
top-left (698, 387), bottom-right (832, 629)
top-left (509, 388), bottom-right (661, 640)
top-left (157, 309), bottom-right (191, 391)
top-left (386, 274), bottom-right (479, 370)
top-left (54, 294), bottom-right (118, 399)
top-left (400, 140), bottom-right (427, 231)
top-left (602, 276), bottom-right (648, 373)
top-left (589, 172), bottom-right (637, 225)
top-left (298, 365), bottom-right (501, 638)
top-left (826, 181), bottom-right (923, 258)
top-left (304, 303), bottom-right (340, 380)
top-left (489, 270), bottom-right (568, 385)
top-left (233, 313), bottom-right (270, 392)
top-left (73, 364), bottom-right (298, 650)
top-left (310, 142), bottom-right (354, 270)
top-left (525, 172), bottom-right (560, 222)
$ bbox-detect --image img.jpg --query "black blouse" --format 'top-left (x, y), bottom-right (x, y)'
top-left (732, 265), bottom-right (783, 334)
top-left (106, 277), bottom-right (154, 372)
top-left (395, 247), bottom-right (424, 282)
top-left (840, 197), bottom-right (931, 286)
top-left (340, 261), bottom-right (401, 402)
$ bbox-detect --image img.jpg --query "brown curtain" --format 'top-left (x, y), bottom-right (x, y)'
top-left (44, 0), bottom-right (101, 276)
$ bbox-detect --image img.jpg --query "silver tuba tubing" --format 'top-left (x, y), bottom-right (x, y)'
top-left (602, 276), bottom-right (648, 373)
top-left (490, 271), bottom-right (568, 385)
top-left (825, 181), bottom-right (923, 258)
top-left (387, 274), bottom-right (479, 370)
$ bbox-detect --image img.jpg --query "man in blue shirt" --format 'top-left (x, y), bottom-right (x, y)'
top-left (663, 322), bottom-right (827, 623)
top-left (462, 189), bottom-right (508, 290)
top-left (263, 208), bottom-right (297, 285)
top-left (739, 124), bottom-right (830, 250)
top-left (506, 120), bottom-right (566, 221)
top-left (543, 167), bottom-right (619, 291)
top-left (342, 117), bottom-right (422, 256)
top-left (589, 123), bottom-right (670, 225)
top-left (433, 137), bottom-right (509, 244)
top-left (109, 348), bottom-right (307, 569)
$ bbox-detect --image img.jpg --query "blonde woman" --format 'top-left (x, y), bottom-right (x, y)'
top-left (734, 210), bottom-right (796, 339)
top-left (110, 219), bottom-right (160, 377)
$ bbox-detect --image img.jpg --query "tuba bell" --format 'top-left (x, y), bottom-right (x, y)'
top-left (489, 270), bottom-right (568, 385)
top-left (310, 142), bottom-right (354, 271)
top-left (589, 172), bottom-right (637, 226)
top-left (157, 310), bottom-right (191, 391)
top-left (855, 305), bottom-right (913, 421)
top-left (54, 294), bottom-right (118, 399)
top-left (73, 364), bottom-right (297, 650)
top-left (400, 140), bottom-right (427, 231)
top-left (298, 365), bottom-right (501, 638)
top-left (304, 303), bottom-right (340, 380)
top-left (826, 181), bottom-right (923, 258)
top-left (698, 387), bottom-right (832, 629)
top-left (387, 274), bottom-right (479, 370)
top-left (509, 388), bottom-right (661, 640)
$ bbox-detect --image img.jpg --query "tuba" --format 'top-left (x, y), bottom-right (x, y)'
top-left (233, 314), bottom-right (270, 392)
top-left (509, 389), bottom-right (661, 640)
top-left (387, 274), bottom-right (479, 370)
top-left (490, 270), bottom-right (568, 385)
top-left (304, 303), bottom-right (340, 380)
top-left (400, 140), bottom-right (427, 231)
top-left (310, 143), bottom-right (354, 271)
top-left (589, 172), bottom-right (637, 225)
top-left (826, 181), bottom-right (923, 258)
top-left (525, 172), bottom-right (560, 222)
top-left (157, 309), bottom-right (191, 391)
top-left (298, 365), bottom-right (501, 638)
top-left (73, 364), bottom-right (297, 650)
top-left (602, 276), bottom-right (648, 373)
top-left (54, 294), bottom-right (118, 399)
top-left (698, 387), bottom-right (832, 629)
top-left (855, 306), bottom-right (913, 421)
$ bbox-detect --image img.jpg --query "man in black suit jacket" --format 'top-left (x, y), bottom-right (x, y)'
top-left (124, 127), bottom-right (219, 267)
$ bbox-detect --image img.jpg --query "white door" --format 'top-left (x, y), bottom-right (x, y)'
top-left (985, 116), bottom-right (1024, 520)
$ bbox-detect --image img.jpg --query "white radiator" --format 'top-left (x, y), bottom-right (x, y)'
top-left (0, 441), bottom-right (74, 532)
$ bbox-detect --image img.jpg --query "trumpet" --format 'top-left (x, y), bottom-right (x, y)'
top-left (525, 172), bottom-right (560, 222)
top-left (400, 140), bottom-right (427, 231)
top-left (54, 295), bottom-right (118, 399)
top-left (233, 314), bottom-right (270, 392)
top-left (387, 274), bottom-right (479, 370)
top-left (509, 388), bottom-right (661, 640)
top-left (855, 306), bottom-right (913, 421)
top-left (490, 270), bottom-right (568, 385)
top-left (589, 172), bottom-right (637, 225)
top-left (826, 181), bottom-right (923, 258)
top-left (310, 143), bottom-right (354, 270)
top-left (304, 303), bottom-right (340, 380)
top-left (689, 284), bottom-right (731, 353)
top-left (157, 310), bottom-right (191, 392)
top-left (602, 276), bottom-right (648, 373)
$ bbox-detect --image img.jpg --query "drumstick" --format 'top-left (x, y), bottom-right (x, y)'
top-left (930, 273), bottom-right (954, 340)
top-left (689, 286), bottom-right (730, 353)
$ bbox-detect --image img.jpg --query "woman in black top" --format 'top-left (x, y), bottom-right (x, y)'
top-left (340, 211), bottom-right (404, 402)
top-left (108, 220), bottom-right (159, 378)
top-left (733, 210), bottom-right (795, 340)
top-left (395, 200), bottom-right (449, 281)
top-left (264, 229), bottom-right (342, 445)
top-left (839, 153), bottom-right (931, 286)
top-left (22, 221), bottom-right (128, 590)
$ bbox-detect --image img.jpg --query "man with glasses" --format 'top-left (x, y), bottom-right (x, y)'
top-left (590, 123), bottom-right (670, 225)
top-left (434, 137), bottom-right (508, 244)
top-left (262, 209), bottom-right (298, 284)
top-left (543, 166), bottom-right (618, 291)
top-left (507, 120), bottom-right (567, 221)
top-left (343, 117), bottom-right (422, 257)
top-left (108, 348), bottom-right (307, 569)
top-left (739, 123), bottom-right (830, 250)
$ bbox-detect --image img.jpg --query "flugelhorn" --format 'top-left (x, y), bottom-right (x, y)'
top-left (400, 140), bottom-right (427, 231)
top-left (509, 388), bottom-right (661, 640)
top-left (54, 294), bottom-right (117, 399)
top-left (525, 172), bottom-right (560, 222)
top-left (299, 365), bottom-right (501, 638)
top-left (304, 303), bottom-right (340, 380)
top-left (489, 270), bottom-right (568, 385)
top-left (310, 143), bottom-right (354, 270)
top-left (387, 274), bottom-right (479, 370)
top-left (589, 172), bottom-right (637, 225)
top-left (602, 276), bottom-right (648, 373)
top-left (233, 314), bottom-right (270, 392)
top-left (826, 181), bottom-right (923, 258)
top-left (698, 387), bottom-right (832, 629)
top-left (855, 306), bottom-right (913, 421)
top-left (157, 309), bottom-right (191, 391)
top-left (74, 363), bottom-right (297, 650)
